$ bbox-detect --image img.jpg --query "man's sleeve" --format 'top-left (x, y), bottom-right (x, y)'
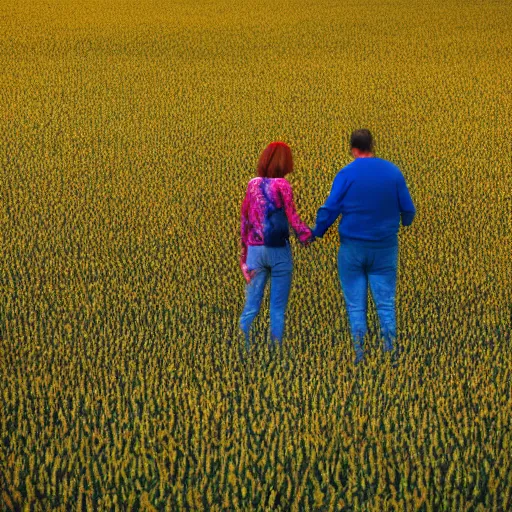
top-left (397, 173), bottom-right (416, 226)
top-left (311, 172), bottom-right (349, 239)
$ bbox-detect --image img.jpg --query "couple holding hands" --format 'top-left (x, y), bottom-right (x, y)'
top-left (239, 129), bottom-right (416, 364)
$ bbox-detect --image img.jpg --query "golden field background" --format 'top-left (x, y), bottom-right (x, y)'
top-left (0, 0), bottom-right (511, 510)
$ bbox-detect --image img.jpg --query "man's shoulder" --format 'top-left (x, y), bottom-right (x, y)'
top-left (339, 158), bottom-right (404, 184)
top-left (338, 160), bottom-right (357, 176)
top-left (374, 157), bottom-right (401, 172)
top-left (337, 157), bottom-right (401, 176)
top-left (365, 158), bottom-right (404, 181)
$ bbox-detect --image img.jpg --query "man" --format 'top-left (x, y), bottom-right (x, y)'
top-left (311, 129), bottom-right (416, 364)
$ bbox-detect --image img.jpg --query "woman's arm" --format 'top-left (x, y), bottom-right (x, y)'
top-left (240, 190), bottom-right (250, 269)
top-left (240, 188), bottom-right (255, 283)
top-left (278, 179), bottom-right (312, 244)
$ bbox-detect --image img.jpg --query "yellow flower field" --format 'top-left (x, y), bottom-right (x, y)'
top-left (0, 0), bottom-right (510, 510)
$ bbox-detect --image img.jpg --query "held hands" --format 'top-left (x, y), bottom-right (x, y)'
top-left (300, 231), bottom-right (316, 248)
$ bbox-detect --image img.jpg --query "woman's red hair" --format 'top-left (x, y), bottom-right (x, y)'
top-left (257, 142), bottom-right (293, 178)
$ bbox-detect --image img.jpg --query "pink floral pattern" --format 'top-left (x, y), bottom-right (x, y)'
top-left (240, 177), bottom-right (311, 269)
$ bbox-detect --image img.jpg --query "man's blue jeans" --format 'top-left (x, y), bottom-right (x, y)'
top-left (239, 244), bottom-right (293, 348)
top-left (338, 242), bottom-right (398, 361)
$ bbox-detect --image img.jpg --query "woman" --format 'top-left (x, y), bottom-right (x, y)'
top-left (239, 142), bottom-right (311, 350)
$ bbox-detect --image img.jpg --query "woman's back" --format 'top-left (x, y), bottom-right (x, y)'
top-left (241, 177), bottom-right (310, 248)
top-left (242, 177), bottom-right (290, 247)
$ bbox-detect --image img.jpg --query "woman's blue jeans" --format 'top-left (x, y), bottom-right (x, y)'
top-left (239, 244), bottom-right (293, 349)
top-left (338, 242), bottom-right (398, 361)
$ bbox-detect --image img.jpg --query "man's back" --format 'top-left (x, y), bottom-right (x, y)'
top-left (337, 157), bottom-right (414, 245)
top-left (312, 157), bottom-right (415, 246)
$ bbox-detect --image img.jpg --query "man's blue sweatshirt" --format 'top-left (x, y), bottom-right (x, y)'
top-left (312, 157), bottom-right (416, 246)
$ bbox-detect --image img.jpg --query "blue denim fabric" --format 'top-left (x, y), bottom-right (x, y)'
top-left (338, 242), bottom-right (398, 361)
top-left (239, 244), bottom-right (293, 348)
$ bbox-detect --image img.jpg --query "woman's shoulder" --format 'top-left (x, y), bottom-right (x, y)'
top-left (246, 176), bottom-right (261, 188)
top-left (273, 177), bottom-right (291, 188)
top-left (246, 177), bottom-right (291, 192)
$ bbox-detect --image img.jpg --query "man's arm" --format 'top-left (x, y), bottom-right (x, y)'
top-left (397, 173), bottom-right (416, 226)
top-left (311, 172), bottom-right (349, 239)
